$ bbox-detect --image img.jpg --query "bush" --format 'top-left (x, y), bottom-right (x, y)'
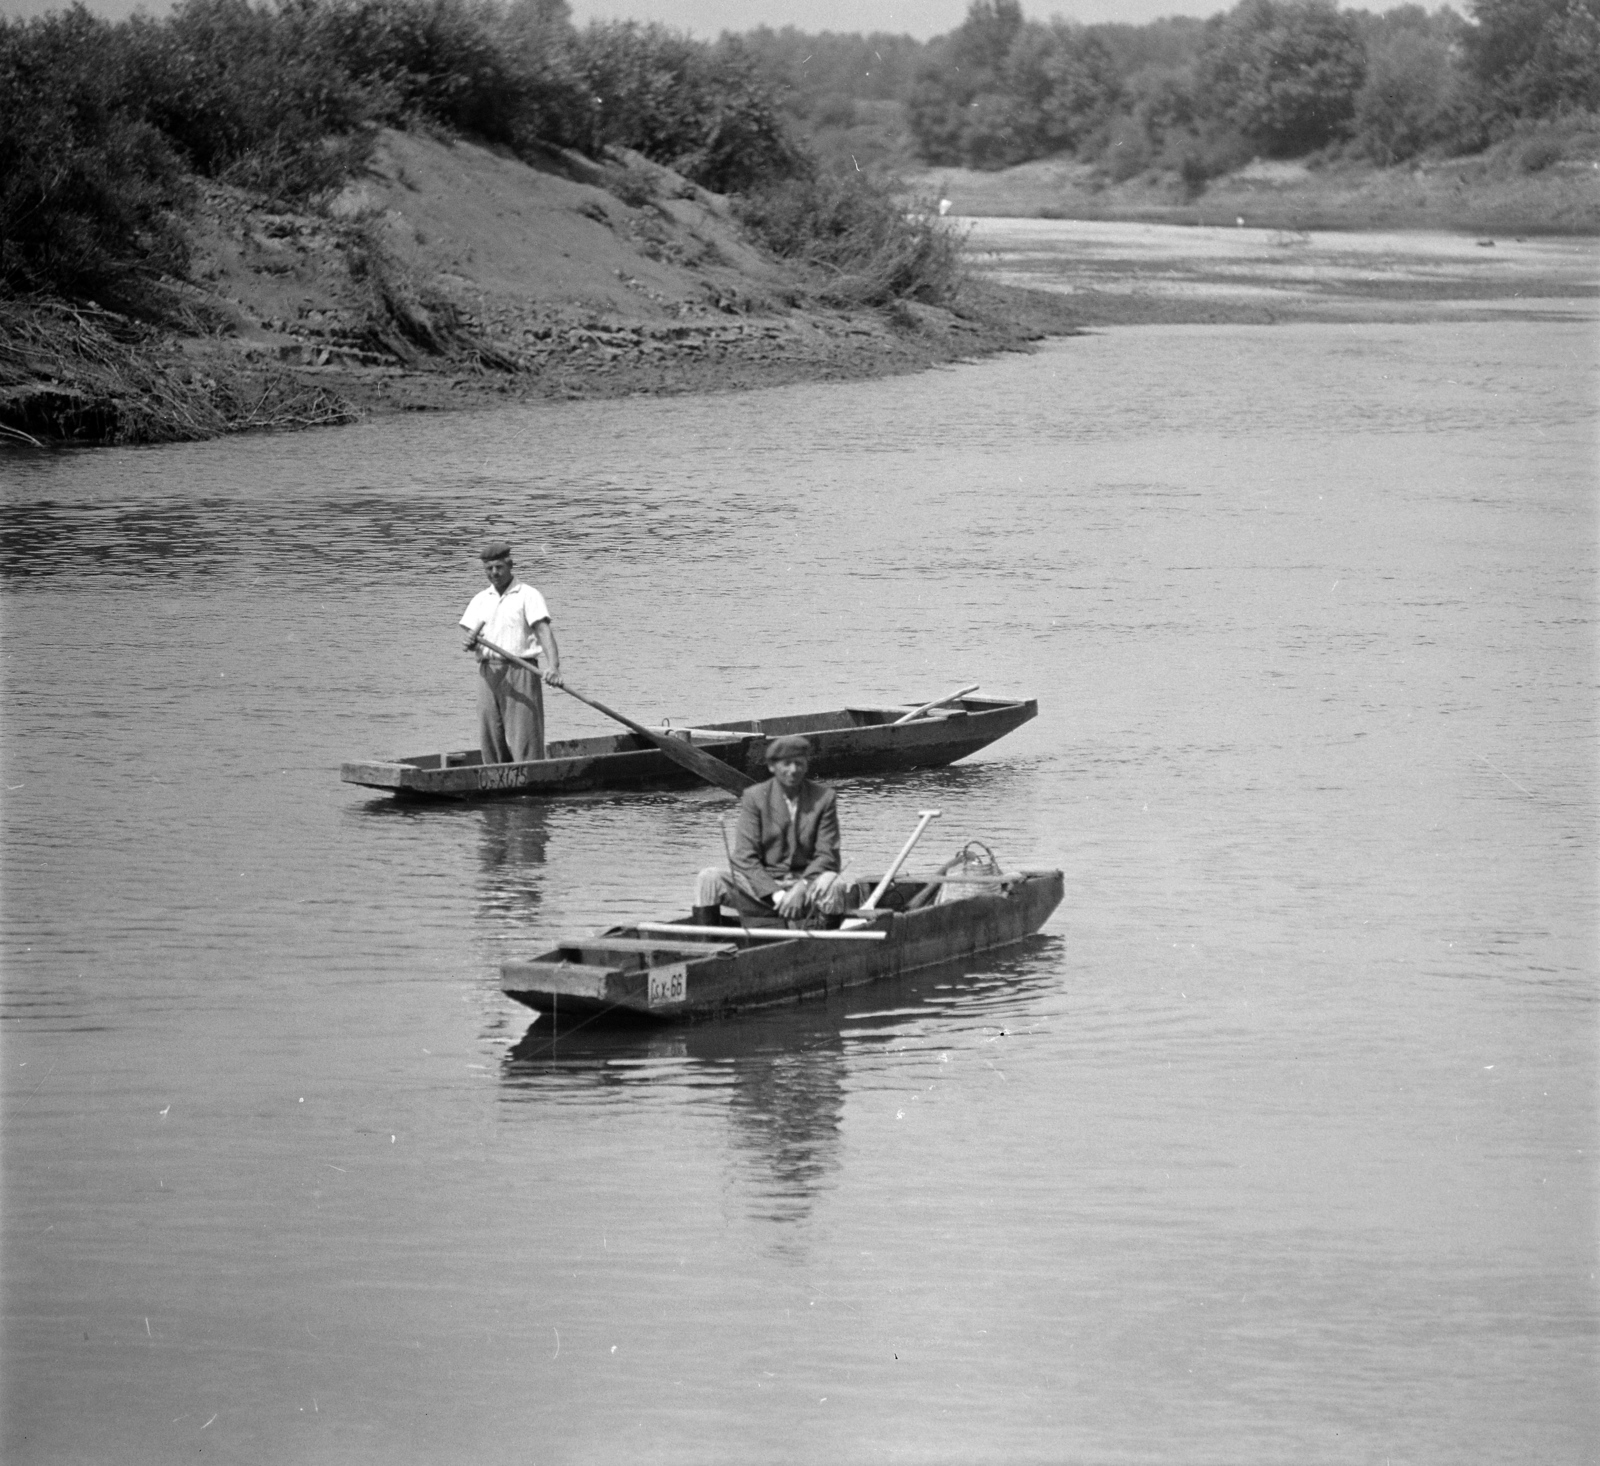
top-left (128, 0), bottom-right (376, 200)
top-left (1353, 27), bottom-right (1466, 163)
top-left (0, 7), bottom-right (193, 303)
top-left (1102, 116), bottom-right (1153, 179)
top-left (735, 170), bottom-right (963, 308)
top-left (572, 24), bottom-right (804, 191)
top-left (1196, 0), bottom-right (1367, 156)
top-left (1519, 134), bottom-right (1565, 169)
top-left (1179, 151), bottom-right (1212, 196)
top-left (1465, 0), bottom-right (1600, 122)
top-left (320, 0), bottom-right (590, 149)
top-left (1173, 127), bottom-right (1256, 193)
top-left (810, 93), bottom-right (858, 129)
top-left (907, 4), bottom-right (1120, 168)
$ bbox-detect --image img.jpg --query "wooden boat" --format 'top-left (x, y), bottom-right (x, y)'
top-left (500, 867), bottom-right (1065, 1022)
top-left (341, 694), bottom-right (1036, 800)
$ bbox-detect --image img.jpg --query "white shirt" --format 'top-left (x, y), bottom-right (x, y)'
top-left (460, 580), bottom-right (551, 662)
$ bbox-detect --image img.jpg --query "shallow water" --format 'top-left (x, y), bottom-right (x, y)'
top-left (3, 256), bottom-right (1597, 1461)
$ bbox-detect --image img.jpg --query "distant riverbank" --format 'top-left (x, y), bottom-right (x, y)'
top-left (908, 146), bottom-right (1600, 239)
top-left (960, 217), bottom-right (1599, 329)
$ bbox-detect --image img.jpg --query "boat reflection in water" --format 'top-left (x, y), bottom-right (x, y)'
top-left (473, 799), bottom-right (551, 924)
top-left (349, 789), bottom-right (556, 924)
top-left (499, 939), bottom-right (1062, 1226)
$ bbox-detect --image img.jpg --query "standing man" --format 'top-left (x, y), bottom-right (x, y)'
top-left (460, 540), bottom-right (562, 765)
top-left (693, 735), bottom-right (851, 926)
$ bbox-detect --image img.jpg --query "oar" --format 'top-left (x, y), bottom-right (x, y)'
top-left (467, 631), bottom-right (754, 796)
top-left (892, 685), bottom-right (979, 725)
top-left (847, 809), bottom-right (941, 925)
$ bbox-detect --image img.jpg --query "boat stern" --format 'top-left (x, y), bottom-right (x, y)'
top-left (501, 931), bottom-right (741, 1019)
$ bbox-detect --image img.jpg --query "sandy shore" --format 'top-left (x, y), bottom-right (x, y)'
top-left (961, 217), bottom-right (1600, 328)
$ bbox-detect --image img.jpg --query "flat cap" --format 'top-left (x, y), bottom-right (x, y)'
top-left (479, 539), bottom-right (513, 561)
top-left (765, 734), bottom-right (813, 762)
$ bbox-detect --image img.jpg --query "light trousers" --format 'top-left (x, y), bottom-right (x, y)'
top-left (477, 660), bottom-right (545, 764)
top-left (694, 866), bottom-right (850, 916)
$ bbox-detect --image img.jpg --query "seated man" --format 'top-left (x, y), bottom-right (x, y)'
top-left (694, 735), bottom-right (851, 926)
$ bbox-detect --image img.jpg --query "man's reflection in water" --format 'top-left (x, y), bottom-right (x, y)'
top-left (500, 945), bottom-right (1059, 1235)
top-left (475, 800), bottom-right (551, 922)
top-left (717, 1024), bottom-right (847, 1229)
top-left (505, 1008), bottom-right (847, 1230)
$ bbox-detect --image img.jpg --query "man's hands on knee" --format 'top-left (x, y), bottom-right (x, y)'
top-left (773, 883), bottom-right (806, 919)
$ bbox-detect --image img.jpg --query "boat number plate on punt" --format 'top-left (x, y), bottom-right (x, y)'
top-left (648, 964), bottom-right (688, 1007)
top-left (471, 764), bottom-right (536, 791)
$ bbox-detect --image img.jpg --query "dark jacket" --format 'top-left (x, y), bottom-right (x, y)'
top-left (730, 777), bottom-right (840, 900)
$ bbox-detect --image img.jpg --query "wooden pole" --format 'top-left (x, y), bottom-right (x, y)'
top-left (634, 922), bottom-right (886, 942)
top-left (891, 685), bottom-right (980, 726)
top-left (467, 631), bottom-right (754, 796)
top-left (851, 810), bottom-right (942, 921)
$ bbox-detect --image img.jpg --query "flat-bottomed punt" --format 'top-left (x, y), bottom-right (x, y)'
top-left (342, 694), bottom-right (1036, 799)
top-left (501, 868), bottom-right (1064, 1022)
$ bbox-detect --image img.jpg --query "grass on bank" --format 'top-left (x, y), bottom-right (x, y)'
top-left (736, 172), bottom-right (965, 309)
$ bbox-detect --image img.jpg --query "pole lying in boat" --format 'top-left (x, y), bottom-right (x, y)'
top-left (635, 922), bottom-right (886, 942)
top-left (849, 810), bottom-right (941, 924)
top-left (467, 631), bottom-right (754, 796)
top-left (891, 686), bottom-right (979, 726)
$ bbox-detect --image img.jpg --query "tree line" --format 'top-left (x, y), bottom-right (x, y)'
top-left (742, 0), bottom-right (1598, 178)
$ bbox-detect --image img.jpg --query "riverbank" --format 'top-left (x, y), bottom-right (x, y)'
top-left (961, 217), bottom-right (1598, 329)
top-left (907, 130), bottom-right (1600, 237)
top-left (7, 126), bottom-right (1596, 447)
top-left (0, 128), bottom-right (1078, 446)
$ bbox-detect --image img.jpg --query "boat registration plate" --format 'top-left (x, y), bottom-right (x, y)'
top-left (648, 964), bottom-right (688, 1007)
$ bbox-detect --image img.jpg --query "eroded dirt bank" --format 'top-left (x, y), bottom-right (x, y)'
top-left (0, 129), bottom-right (1077, 445)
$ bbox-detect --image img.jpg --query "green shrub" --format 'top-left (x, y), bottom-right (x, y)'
top-left (1178, 151), bottom-right (1211, 196)
top-left (1354, 27), bottom-right (1469, 163)
top-left (574, 24), bottom-right (804, 191)
top-left (1196, 0), bottom-right (1368, 157)
top-left (0, 7), bottom-right (193, 303)
top-left (603, 163), bottom-right (658, 207)
top-left (1519, 134), bottom-right (1565, 168)
top-left (126, 0), bottom-right (375, 200)
top-left (907, 4), bottom-right (1121, 168)
top-left (735, 170), bottom-right (963, 307)
top-left (1465, 0), bottom-right (1600, 123)
top-left (1102, 116), bottom-right (1152, 179)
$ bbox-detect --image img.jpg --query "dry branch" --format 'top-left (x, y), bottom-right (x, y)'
top-left (0, 296), bottom-right (359, 445)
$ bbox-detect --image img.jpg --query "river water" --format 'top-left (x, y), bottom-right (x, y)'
top-left (3, 228), bottom-right (1596, 1463)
